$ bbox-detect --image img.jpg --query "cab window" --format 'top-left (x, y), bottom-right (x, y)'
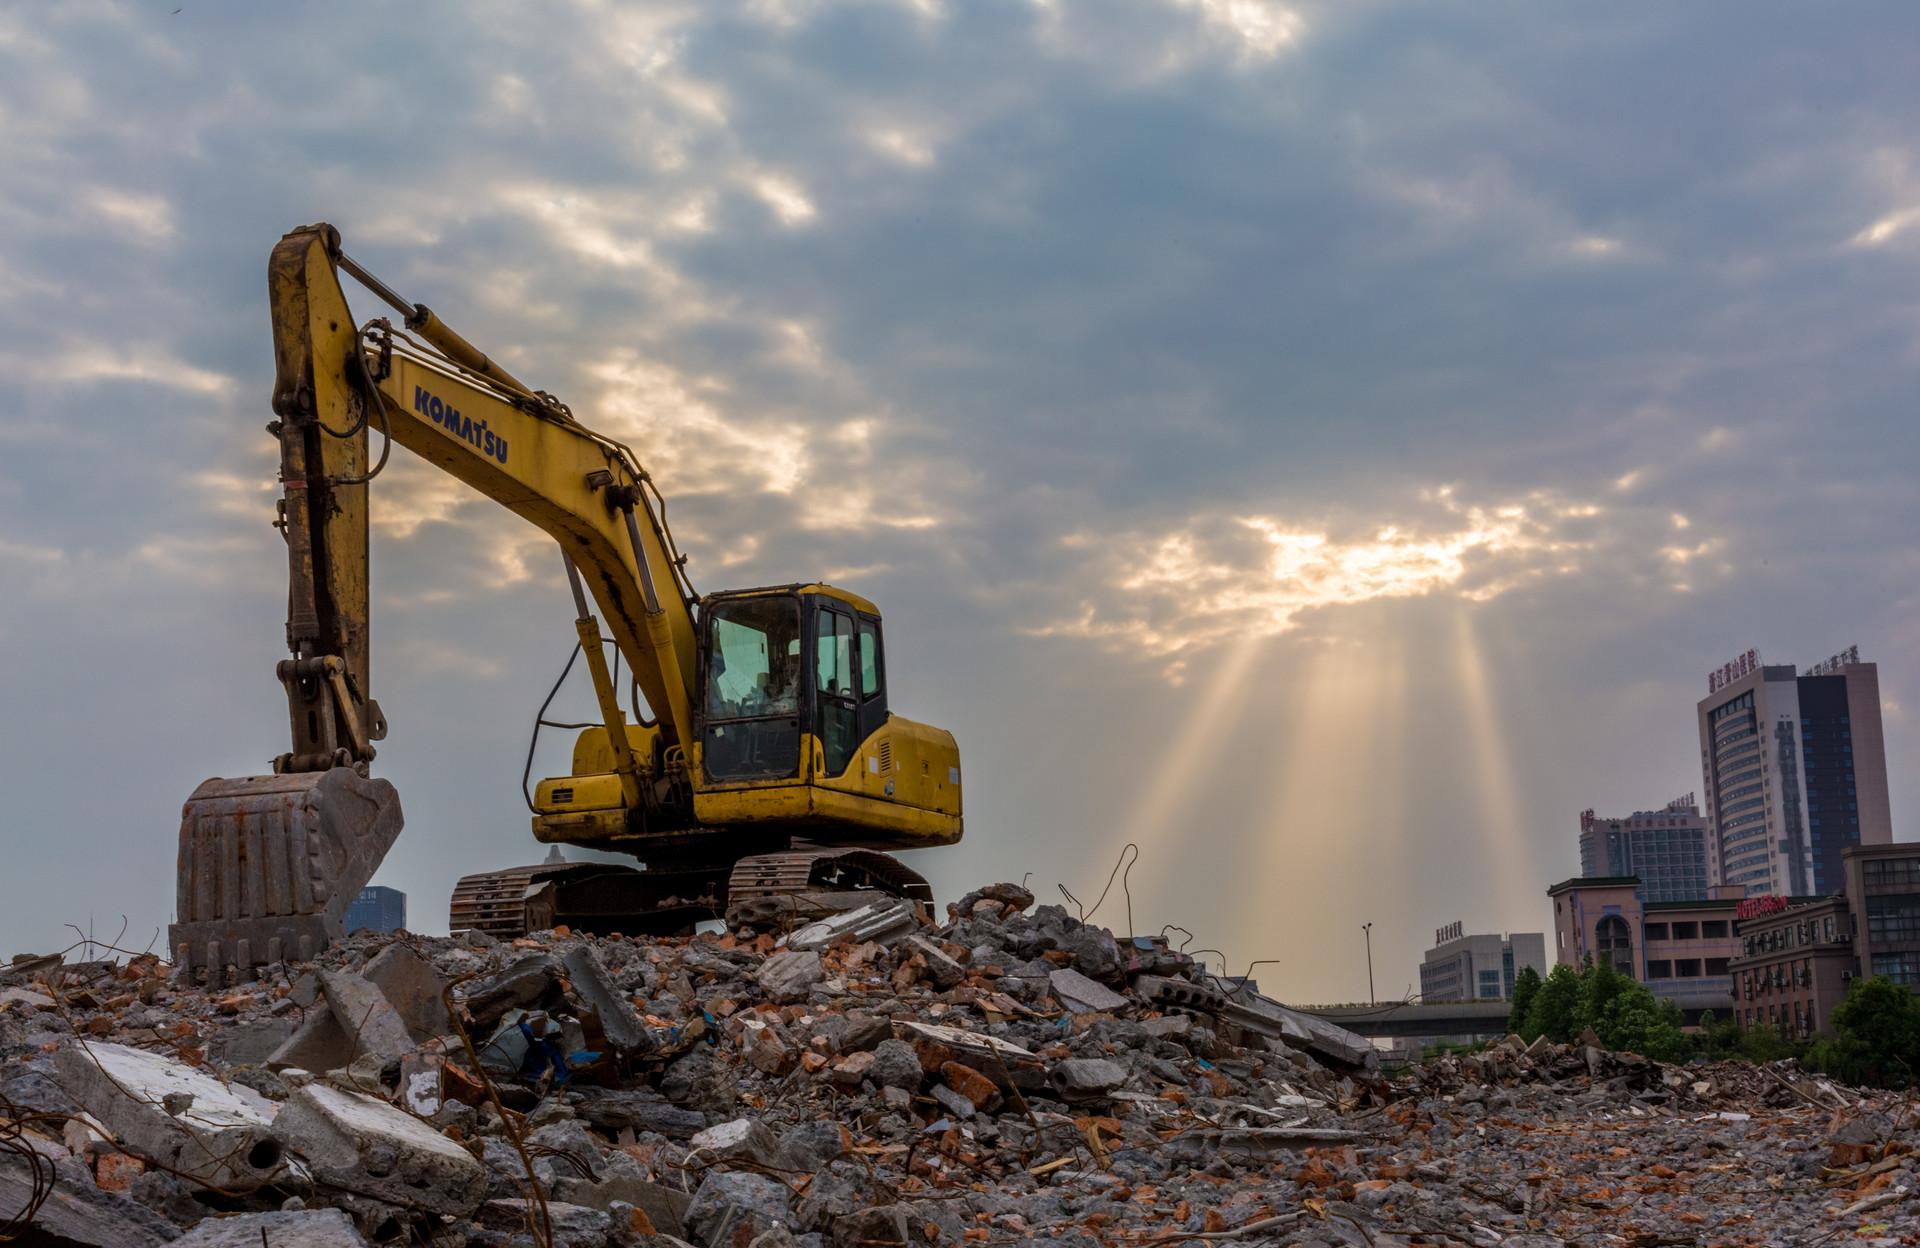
top-left (816, 612), bottom-right (853, 696)
top-left (706, 597), bottom-right (801, 718)
top-left (858, 618), bottom-right (881, 699)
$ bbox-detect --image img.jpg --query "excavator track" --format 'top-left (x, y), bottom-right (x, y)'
top-left (450, 861), bottom-right (728, 940)
top-left (726, 846), bottom-right (933, 906)
top-left (450, 844), bottom-right (931, 940)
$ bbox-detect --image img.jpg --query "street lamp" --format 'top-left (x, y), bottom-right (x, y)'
top-left (1362, 922), bottom-right (1375, 1004)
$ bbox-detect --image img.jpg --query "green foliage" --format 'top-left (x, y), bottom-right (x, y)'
top-left (1803, 976), bottom-right (1920, 1089)
top-left (1506, 966), bottom-right (1541, 1037)
top-left (1521, 963), bottom-right (1583, 1043)
top-left (1516, 959), bottom-right (1696, 1062)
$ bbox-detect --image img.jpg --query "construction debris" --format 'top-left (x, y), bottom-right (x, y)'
top-left (0, 886), bottom-right (1912, 1246)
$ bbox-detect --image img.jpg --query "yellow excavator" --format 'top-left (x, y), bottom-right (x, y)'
top-left (169, 224), bottom-right (961, 981)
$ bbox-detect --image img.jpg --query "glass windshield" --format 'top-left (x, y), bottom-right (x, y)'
top-left (706, 597), bottom-right (802, 719)
top-left (816, 611), bottom-right (853, 698)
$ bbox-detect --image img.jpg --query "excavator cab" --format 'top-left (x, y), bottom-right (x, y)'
top-left (529, 584), bottom-right (960, 852)
top-left (699, 586), bottom-right (886, 785)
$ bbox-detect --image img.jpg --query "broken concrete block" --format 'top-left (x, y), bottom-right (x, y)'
top-left (788, 899), bottom-right (918, 951)
top-left (0, 1153), bottom-right (179, 1246)
top-left (901, 935), bottom-right (966, 988)
top-left (463, 952), bottom-right (563, 1028)
top-left (477, 1198), bottom-right (613, 1245)
top-left (929, 1082), bottom-right (977, 1119)
top-left (53, 1040), bottom-right (285, 1191)
top-left (571, 1087), bottom-right (708, 1140)
top-left (552, 1174), bottom-right (693, 1235)
top-left (740, 1018), bottom-right (795, 1075)
top-left (205, 1016), bottom-right (298, 1067)
top-left (691, 1118), bottom-right (786, 1169)
top-left (268, 1006), bottom-right (354, 1073)
top-left (1048, 1057), bottom-right (1127, 1102)
top-left (834, 1204), bottom-right (911, 1248)
top-left (895, 1021), bottom-right (1041, 1090)
top-left (318, 968), bottom-right (415, 1066)
top-left (687, 1170), bottom-right (794, 1248)
top-left (361, 942), bottom-right (450, 1040)
top-left (564, 945), bottom-right (649, 1055)
top-left (756, 950), bottom-right (825, 1003)
top-left (777, 1121), bottom-right (849, 1171)
top-left (1140, 1014), bottom-right (1192, 1040)
top-left (397, 1050), bottom-right (443, 1116)
top-left (171, 1208), bottom-right (370, 1245)
top-left (868, 1039), bottom-right (923, 1091)
top-left (269, 1082), bottom-right (487, 1216)
top-left (1049, 968), bottom-right (1129, 1015)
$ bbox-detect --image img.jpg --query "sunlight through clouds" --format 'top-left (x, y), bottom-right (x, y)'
top-left (1034, 487), bottom-right (1612, 671)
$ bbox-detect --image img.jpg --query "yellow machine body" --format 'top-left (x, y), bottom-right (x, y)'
top-left (172, 223), bottom-right (962, 973)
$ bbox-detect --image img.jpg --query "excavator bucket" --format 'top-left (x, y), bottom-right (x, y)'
top-left (170, 769), bottom-right (403, 983)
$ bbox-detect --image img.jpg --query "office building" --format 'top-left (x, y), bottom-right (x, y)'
top-left (1419, 921), bottom-right (1547, 1002)
top-left (1695, 645), bottom-right (1892, 897)
top-left (1728, 895), bottom-right (1853, 1039)
top-left (344, 885), bottom-right (407, 935)
top-left (1844, 842), bottom-right (1920, 989)
top-left (1545, 877), bottom-right (1745, 1004)
top-left (1578, 798), bottom-right (1710, 902)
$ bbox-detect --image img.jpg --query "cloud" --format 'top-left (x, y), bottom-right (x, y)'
top-left (1030, 486), bottom-right (1677, 671)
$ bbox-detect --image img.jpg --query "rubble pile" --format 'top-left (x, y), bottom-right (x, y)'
top-left (1, 887), bottom-right (1916, 1247)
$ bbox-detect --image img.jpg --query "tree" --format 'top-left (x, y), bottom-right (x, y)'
top-left (1576, 956), bottom-right (1634, 1036)
top-left (1809, 976), bottom-right (1920, 1088)
top-left (1507, 966), bottom-right (1542, 1037)
top-left (1523, 964), bottom-right (1583, 1042)
top-left (1595, 990), bottom-right (1693, 1063)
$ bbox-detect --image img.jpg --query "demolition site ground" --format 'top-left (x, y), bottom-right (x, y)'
top-left (1, 883), bottom-right (1916, 1247)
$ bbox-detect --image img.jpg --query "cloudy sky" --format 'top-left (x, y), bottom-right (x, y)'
top-left (2, 1), bottom-right (1916, 1001)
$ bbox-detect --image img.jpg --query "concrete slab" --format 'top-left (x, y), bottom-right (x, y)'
top-left (788, 900), bottom-right (917, 951)
top-left (563, 946), bottom-right (648, 1055)
top-left (361, 943), bottom-right (450, 1040)
top-left (317, 968), bottom-right (414, 1066)
top-left (1049, 969), bottom-right (1129, 1015)
top-left (53, 1040), bottom-right (284, 1192)
top-left (269, 1082), bottom-right (487, 1216)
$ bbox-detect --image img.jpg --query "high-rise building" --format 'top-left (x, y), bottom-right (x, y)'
top-left (1418, 922), bottom-right (1547, 1002)
top-left (1578, 797), bottom-right (1709, 902)
top-left (1696, 645), bottom-right (1892, 897)
top-left (344, 885), bottom-right (407, 935)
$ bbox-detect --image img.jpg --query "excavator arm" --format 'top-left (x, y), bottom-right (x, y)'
top-left (270, 223), bottom-right (701, 764)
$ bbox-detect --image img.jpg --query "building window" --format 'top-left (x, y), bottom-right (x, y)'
top-left (1871, 952), bottom-right (1920, 986)
top-left (1646, 960), bottom-right (1673, 979)
top-left (1596, 915), bottom-right (1633, 976)
top-left (1644, 923), bottom-right (1669, 941)
top-left (1866, 896), bottom-right (1920, 944)
top-left (1705, 958), bottom-right (1730, 976)
top-left (1702, 920), bottom-right (1729, 939)
top-left (1675, 958), bottom-right (1702, 978)
top-left (1670, 921), bottom-right (1699, 941)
